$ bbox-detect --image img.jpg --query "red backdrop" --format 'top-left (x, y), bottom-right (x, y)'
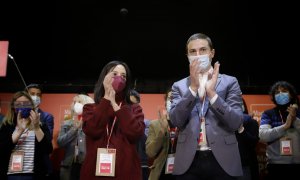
top-left (0, 93), bottom-right (280, 178)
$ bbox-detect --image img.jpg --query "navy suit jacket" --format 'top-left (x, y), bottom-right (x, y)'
top-left (170, 73), bottom-right (243, 176)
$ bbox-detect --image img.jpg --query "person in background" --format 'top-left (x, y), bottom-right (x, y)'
top-left (25, 84), bottom-right (54, 139)
top-left (146, 88), bottom-right (177, 180)
top-left (259, 81), bottom-right (300, 179)
top-left (170, 32), bottom-right (243, 180)
top-left (0, 112), bottom-right (4, 124)
top-left (80, 60), bottom-right (145, 180)
top-left (130, 89), bottom-right (151, 180)
top-left (0, 91), bottom-right (53, 180)
top-left (57, 94), bottom-right (95, 180)
top-left (25, 83), bottom-right (54, 179)
top-left (0, 99), bottom-right (4, 124)
top-left (236, 98), bottom-right (259, 180)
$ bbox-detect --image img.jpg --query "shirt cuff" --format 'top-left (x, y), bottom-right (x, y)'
top-left (189, 86), bottom-right (197, 97)
top-left (238, 125), bottom-right (245, 133)
top-left (210, 94), bottom-right (218, 105)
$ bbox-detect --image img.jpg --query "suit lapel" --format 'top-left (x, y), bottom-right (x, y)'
top-left (203, 74), bottom-right (222, 116)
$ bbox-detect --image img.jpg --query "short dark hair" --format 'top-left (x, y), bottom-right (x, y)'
top-left (130, 89), bottom-right (140, 103)
top-left (25, 83), bottom-right (42, 92)
top-left (186, 33), bottom-right (214, 53)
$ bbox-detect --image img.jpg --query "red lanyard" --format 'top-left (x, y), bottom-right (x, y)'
top-left (168, 126), bottom-right (178, 153)
top-left (106, 102), bottom-right (122, 148)
top-left (106, 116), bottom-right (117, 148)
top-left (17, 128), bottom-right (29, 146)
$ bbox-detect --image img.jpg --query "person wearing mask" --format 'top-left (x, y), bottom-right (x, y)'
top-left (0, 91), bottom-right (53, 180)
top-left (57, 94), bottom-right (94, 180)
top-left (169, 32), bottom-right (244, 180)
top-left (259, 81), bottom-right (300, 179)
top-left (236, 98), bottom-right (259, 180)
top-left (130, 89), bottom-right (151, 180)
top-left (25, 84), bottom-right (54, 139)
top-left (25, 83), bottom-right (54, 179)
top-left (146, 88), bottom-right (178, 180)
top-left (80, 60), bottom-right (145, 180)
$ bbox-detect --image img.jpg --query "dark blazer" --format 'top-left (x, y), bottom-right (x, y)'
top-left (236, 114), bottom-right (260, 180)
top-left (170, 74), bottom-right (244, 176)
top-left (39, 109), bottom-right (54, 140)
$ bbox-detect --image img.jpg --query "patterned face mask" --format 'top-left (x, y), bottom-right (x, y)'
top-left (15, 107), bottom-right (32, 118)
top-left (31, 95), bottom-right (41, 107)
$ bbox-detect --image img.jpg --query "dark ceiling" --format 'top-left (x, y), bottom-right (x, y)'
top-left (0, 0), bottom-right (299, 94)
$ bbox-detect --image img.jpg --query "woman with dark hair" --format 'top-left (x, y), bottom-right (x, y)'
top-left (259, 81), bottom-right (300, 179)
top-left (0, 91), bottom-right (53, 180)
top-left (80, 61), bottom-right (145, 180)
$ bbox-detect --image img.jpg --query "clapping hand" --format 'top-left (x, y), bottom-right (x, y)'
top-left (74, 118), bottom-right (83, 129)
top-left (17, 111), bottom-right (28, 131)
top-left (189, 59), bottom-right (201, 92)
top-left (29, 110), bottom-right (40, 130)
top-left (284, 104), bottom-right (298, 129)
top-left (205, 61), bottom-right (220, 98)
top-left (103, 72), bottom-right (116, 104)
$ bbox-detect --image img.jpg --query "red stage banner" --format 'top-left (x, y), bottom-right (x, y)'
top-left (0, 41), bottom-right (9, 77)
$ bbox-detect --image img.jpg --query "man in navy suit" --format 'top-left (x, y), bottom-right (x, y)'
top-left (170, 33), bottom-right (244, 180)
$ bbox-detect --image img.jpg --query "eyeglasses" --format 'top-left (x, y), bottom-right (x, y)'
top-left (14, 101), bottom-right (33, 108)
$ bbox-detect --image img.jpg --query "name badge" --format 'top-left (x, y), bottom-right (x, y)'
top-left (280, 138), bottom-right (292, 156)
top-left (198, 117), bottom-right (206, 145)
top-left (96, 148), bottom-right (116, 176)
top-left (165, 153), bottom-right (175, 174)
top-left (9, 150), bottom-right (24, 172)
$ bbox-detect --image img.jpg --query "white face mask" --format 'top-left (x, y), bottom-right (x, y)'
top-left (31, 95), bottom-right (41, 107)
top-left (188, 54), bottom-right (211, 73)
top-left (73, 102), bottom-right (84, 115)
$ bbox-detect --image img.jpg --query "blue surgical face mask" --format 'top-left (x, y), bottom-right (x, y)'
top-left (275, 92), bottom-right (290, 105)
top-left (15, 107), bottom-right (32, 118)
top-left (188, 54), bottom-right (211, 73)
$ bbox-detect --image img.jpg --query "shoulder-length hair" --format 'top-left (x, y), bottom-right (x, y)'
top-left (94, 60), bottom-right (132, 104)
top-left (269, 81), bottom-right (299, 106)
top-left (2, 91), bottom-right (34, 126)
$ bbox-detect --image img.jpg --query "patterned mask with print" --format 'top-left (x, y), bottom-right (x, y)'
top-left (15, 108), bottom-right (32, 118)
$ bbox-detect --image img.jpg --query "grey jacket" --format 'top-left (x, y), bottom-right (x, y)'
top-left (170, 74), bottom-right (243, 176)
top-left (57, 120), bottom-right (86, 167)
